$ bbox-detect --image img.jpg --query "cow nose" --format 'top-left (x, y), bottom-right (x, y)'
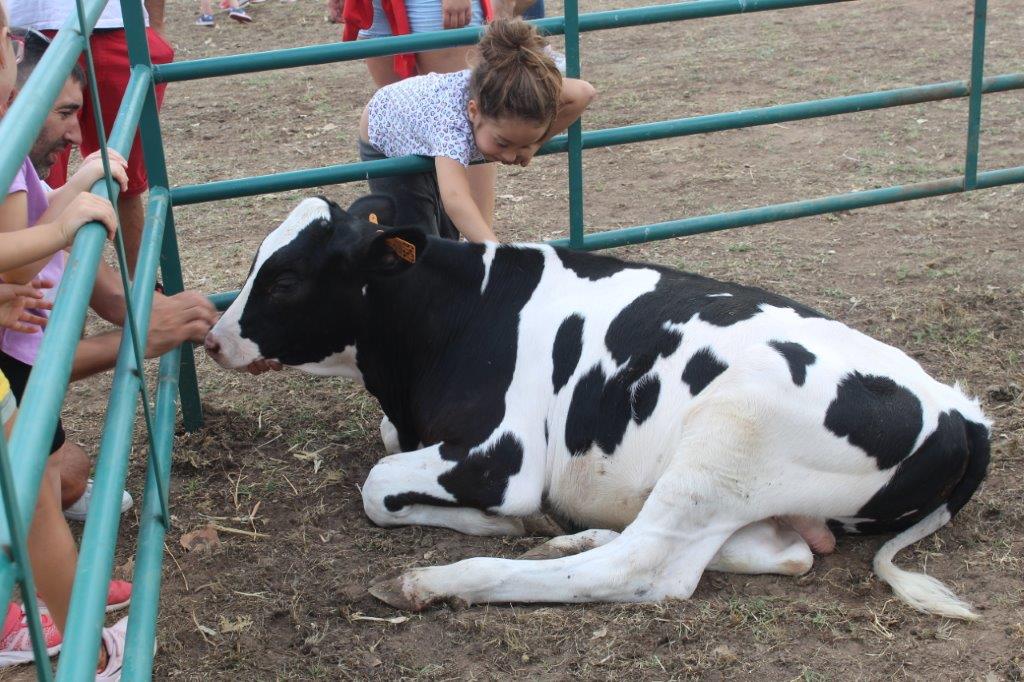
top-left (204, 332), bottom-right (221, 357)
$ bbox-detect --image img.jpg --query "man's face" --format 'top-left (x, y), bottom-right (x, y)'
top-left (29, 77), bottom-right (82, 179)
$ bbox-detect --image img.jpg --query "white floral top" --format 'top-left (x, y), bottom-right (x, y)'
top-left (367, 70), bottom-right (484, 168)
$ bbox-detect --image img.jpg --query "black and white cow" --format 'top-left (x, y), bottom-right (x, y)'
top-left (205, 196), bottom-right (990, 619)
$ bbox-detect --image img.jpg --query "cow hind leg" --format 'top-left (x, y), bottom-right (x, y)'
top-left (362, 444), bottom-right (542, 537)
top-left (520, 522), bottom-right (813, 578)
top-left (707, 520), bottom-right (813, 576)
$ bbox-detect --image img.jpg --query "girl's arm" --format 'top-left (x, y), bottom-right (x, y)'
top-left (45, 150), bottom-right (128, 218)
top-left (0, 192), bottom-right (119, 282)
top-left (543, 78), bottom-right (597, 144)
top-left (0, 191), bottom-right (56, 281)
top-left (435, 157), bottom-right (500, 243)
top-left (515, 79), bottom-right (597, 168)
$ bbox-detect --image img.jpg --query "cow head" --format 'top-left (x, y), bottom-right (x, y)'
top-left (204, 195), bottom-right (427, 377)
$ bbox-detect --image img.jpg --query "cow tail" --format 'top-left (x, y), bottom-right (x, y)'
top-left (872, 419), bottom-right (990, 621)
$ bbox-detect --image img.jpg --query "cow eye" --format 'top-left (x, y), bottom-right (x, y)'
top-left (268, 273), bottom-right (301, 297)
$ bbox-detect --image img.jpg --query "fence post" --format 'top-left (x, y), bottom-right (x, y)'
top-left (963, 0), bottom-right (987, 189)
top-left (564, 0), bottom-right (585, 248)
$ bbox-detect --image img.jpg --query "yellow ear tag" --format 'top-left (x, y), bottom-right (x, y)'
top-left (384, 237), bottom-right (417, 264)
top-left (368, 213), bottom-right (379, 224)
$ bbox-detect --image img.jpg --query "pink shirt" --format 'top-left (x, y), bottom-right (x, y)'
top-left (1, 158), bottom-right (66, 365)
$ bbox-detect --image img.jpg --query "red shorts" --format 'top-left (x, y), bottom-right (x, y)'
top-left (45, 28), bottom-right (174, 196)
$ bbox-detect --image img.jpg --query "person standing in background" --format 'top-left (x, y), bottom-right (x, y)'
top-left (9, 0), bottom-right (174, 278)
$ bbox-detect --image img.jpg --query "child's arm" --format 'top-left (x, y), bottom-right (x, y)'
top-left (0, 192), bottom-right (119, 282)
top-left (518, 78), bottom-right (598, 168)
top-left (45, 150), bottom-right (128, 218)
top-left (435, 157), bottom-right (500, 243)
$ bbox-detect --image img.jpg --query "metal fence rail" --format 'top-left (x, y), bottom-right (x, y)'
top-left (0, 0), bottom-right (1019, 679)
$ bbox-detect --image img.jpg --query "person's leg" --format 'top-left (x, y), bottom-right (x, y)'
top-left (52, 441), bottom-right (89, 510)
top-left (466, 163), bottom-right (496, 231)
top-left (28, 461), bottom-right (77, 633)
top-left (364, 56), bottom-right (404, 88)
top-left (415, 46), bottom-right (473, 76)
top-left (116, 193), bottom-right (145, 278)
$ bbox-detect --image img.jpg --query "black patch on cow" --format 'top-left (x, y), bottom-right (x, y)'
top-left (830, 410), bottom-right (989, 535)
top-left (768, 340), bottom-right (816, 386)
top-left (384, 491), bottom-right (461, 513)
top-left (555, 247), bottom-right (651, 281)
top-left (564, 360), bottom-right (664, 456)
top-left (632, 376), bottom-right (660, 424)
top-left (552, 314), bottom-right (585, 393)
top-left (565, 364), bottom-right (607, 456)
top-left (682, 348), bottom-right (728, 397)
top-left (824, 372), bottom-right (923, 469)
top-left (435, 433), bottom-right (524, 510)
top-left (544, 419), bottom-right (549, 446)
top-left (363, 243), bottom-right (545, 459)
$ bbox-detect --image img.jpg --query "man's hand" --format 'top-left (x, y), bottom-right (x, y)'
top-left (0, 280), bottom-right (53, 333)
top-left (442, 0), bottom-right (471, 29)
top-left (145, 291), bottom-right (218, 358)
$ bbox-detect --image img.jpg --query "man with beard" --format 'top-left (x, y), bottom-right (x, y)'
top-left (7, 28), bottom-right (217, 525)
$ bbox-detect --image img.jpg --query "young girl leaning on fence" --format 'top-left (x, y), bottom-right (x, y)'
top-left (0, 3), bottom-right (132, 675)
top-left (358, 18), bottom-right (596, 242)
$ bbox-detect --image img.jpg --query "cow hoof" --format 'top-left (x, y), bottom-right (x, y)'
top-left (517, 544), bottom-right (569, 560)
top-left (369, 575), bottom-right (426, 611)
top-left (520, 513), bottom-right (566, 537)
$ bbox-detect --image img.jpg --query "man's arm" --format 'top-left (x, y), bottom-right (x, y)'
top-left (143, 0), bottom-right (166, 34)
top-left (70, 291), bottom-right (218, 382)
top-left (89, 260), bottom-right (127, 326)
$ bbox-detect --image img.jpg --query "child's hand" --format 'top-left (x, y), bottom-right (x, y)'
top-left (0, 280), bottom-right (54, 333)
top-left (74, 149), bottom-right (129, 193)
top-left (56, 193), bottom-right (119, 245)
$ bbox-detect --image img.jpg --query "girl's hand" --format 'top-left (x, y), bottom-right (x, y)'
top-left (73, 149), bottom-right (129, 194)
top-left (442, 0), bottom-right (471, 28)
top-left (56, 193), bottom-right (119, 245)
top-left (0, 280), bottom-right (54, 333)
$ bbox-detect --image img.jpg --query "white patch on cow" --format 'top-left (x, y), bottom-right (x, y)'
top-left (295, 345), bottom-right (362, 380)
top-left (707, 292), bottom-right (733, 297)
top-left (480, 243), bottom-right (497, 294)
top-left (209, 198), bottom-right (332, 369)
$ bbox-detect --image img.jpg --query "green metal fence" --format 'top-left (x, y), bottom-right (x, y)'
top-left (0, 0), bottom-right (1020, 678)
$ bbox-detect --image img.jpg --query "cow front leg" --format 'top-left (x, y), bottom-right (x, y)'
top-left (361, 442), bottom-right (543, 537)
top-left (379, 416), bottom-right (401, 455)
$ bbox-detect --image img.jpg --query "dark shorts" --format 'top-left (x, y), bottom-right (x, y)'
top-left (357, 139), bottom-right (460, 241)
top-left (0, 352), bottom-right (66, 455)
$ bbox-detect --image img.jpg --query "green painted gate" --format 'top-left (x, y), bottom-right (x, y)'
top-left (0, 0), bottom-right (1019, 678)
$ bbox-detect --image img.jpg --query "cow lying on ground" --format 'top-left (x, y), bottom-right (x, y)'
top-left (205, 196), bottom-right (990, 619)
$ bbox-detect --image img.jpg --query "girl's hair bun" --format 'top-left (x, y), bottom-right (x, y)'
top-left (471, 19), bottom-right (562, 125)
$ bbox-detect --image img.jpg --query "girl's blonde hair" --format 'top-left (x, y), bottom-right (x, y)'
top-left (469, 19), bottom-right (562, 127)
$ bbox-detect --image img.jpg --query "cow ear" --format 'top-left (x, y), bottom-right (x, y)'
top-left (361, 228), bottom-right (427, 275)
top-left (347, 194), bottom-right (397, 228)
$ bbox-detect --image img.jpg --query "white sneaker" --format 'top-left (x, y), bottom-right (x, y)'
top-left (95, 617), bottom-right (128, 681)
top-left (63, 480), bottom-right (133, 522)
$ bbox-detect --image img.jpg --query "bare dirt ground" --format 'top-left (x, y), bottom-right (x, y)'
top-left (8, 0), bottom-right (1023, 678)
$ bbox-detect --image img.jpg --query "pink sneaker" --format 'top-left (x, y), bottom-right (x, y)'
top-left (38, 580), bottom-right (132, 615)
top-left (0, 603), bottom-right (62, 667)
top-left (95, 617), bottom-right (128, 681)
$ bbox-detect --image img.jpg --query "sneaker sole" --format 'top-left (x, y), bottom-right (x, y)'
top-left (0, 642), bottom-right (61, 667)
top-left (106, 597), bottom-right (131, 614)
top-left (229, 13), bottom-right (253, 22)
